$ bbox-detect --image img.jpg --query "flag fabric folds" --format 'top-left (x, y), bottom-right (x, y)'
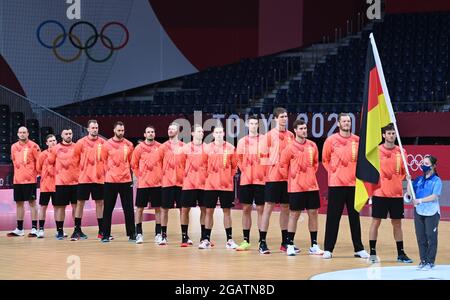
top-left (354, 34), bottom-right (395, 212)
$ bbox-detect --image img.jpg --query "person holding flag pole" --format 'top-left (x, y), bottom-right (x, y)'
top-left (354, 33), bottom-right (415, 262)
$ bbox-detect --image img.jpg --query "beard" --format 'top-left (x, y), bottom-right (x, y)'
top-left (146, 137), bottom-right (154, 142)
top-left (115, 133), bottom-right (124, 139)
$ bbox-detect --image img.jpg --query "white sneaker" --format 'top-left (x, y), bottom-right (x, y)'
top-left (187, 238), bottom-right (193, 245)
top-left (135, 234), bottom-right (144, 244)
top-left (198, 240), bottom-right (211, 249)
top-left (322, 251), bottom-right (332, 259)
top-left (28, 228), bottom-right (38, 237)
top-left (158, 237), bottom-right (167, 245)
top-left (309, 244), bottom-right (325, 255)
top-left (226, 239), bottom-right (238, 249)
top-left (369, 254), bottom-right (380, 263)
top-left (7, 228), bottom-right (24, 237)
top-left (286, 245), bottom-right (296, 256)
top-left (154, 233), bottom-right (162, 244)
top-left (37, 229), bottom-right (45, 238)
top-left (355, 250), bottom-right (370, 259)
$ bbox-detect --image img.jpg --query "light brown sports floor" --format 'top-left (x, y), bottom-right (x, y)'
top-left (0, 208), bottom-right (449, 279)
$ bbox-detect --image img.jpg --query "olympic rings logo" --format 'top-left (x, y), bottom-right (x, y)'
top-left (36, 20), bottom-right (129, 63)
top-left (407, 154), bottom-right (429, 171)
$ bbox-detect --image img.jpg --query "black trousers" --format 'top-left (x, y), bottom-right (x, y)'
top-left (324, 187), bottom-right (364, 252)
top-left (103, 182), bottom-right (135, 238)
top-left (414, 210), bottom-right (440, 264)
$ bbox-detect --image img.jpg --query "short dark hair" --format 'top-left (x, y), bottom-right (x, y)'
top-left (382, 123), bottom-right (395, 134)
top-left (87, 119), bottom-right (98, 127)
top-left (293, 119), bottom-right (306, 130)
top-left (273, 107), bottom-right (287, 118)
top-left (247, 114), bottom-right (259, 122)
top-left (114, 121), bottom-right (124, 128)
top-left (338, 113), bottom-right (351, 122)
top-left (46, 134), bottom-right (56, 141)
top-left (145, 125), bottom-right (155, 132)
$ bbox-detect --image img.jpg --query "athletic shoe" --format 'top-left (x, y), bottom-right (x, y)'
top-left (28, 228), bottom-right (38, 237)
top-left (7, 228), bottom-right (24, 237)
top-left (78, 230), bottom-right (88, 240)
top-left (280, 243), bottom-right (300, 253)
top-left (308, 244), bottom-right (324, 255)
top-left (236, 240), bottom-right (251, 251)
top-left (135, 234), bottom-right (144, 244)
top-left (286, 245), bottom-right (296, 256)
top-left (37, 229), bottom-right (45, 239)
top-left (56, 231), bottom-right (65, 240)
top-left (56, 232), bottom-right (68, 238)
top-left (354, 250), bottom-right (370, 259)
top-left (97, 232), bottom-right (114, 240)
top-left (322, 251), bottom-right (332, 259)
top-left (225, 239), bottom-right (238, 249)
top-left (397, 254), bottom-right (413, 263)
top-left (369, 255), bottom-right (380, 263)
top-left (129, 234), bottom-right (136, 242)
top-left (70, 231), bottom-right (79, 241)
top-left (421, 263), bottom-right (434, 271)
top-left (198, 240), bottom-right (211, 249)
top-left (258, 241), bottom-right (271, 254)
top-left (187, 238), bottom-right (193, 246)
top-left (416, 261), bottom-right (427, 270)
top-left (154, 234), bottom-right (162, 244)
top-left (158, 237), bottom-right (168, 245)
top-left (101, 237), bottom-right (110, 243)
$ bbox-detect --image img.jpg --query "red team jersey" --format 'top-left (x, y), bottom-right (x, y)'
top-left (181, 142), bottom-right (208, 190)
top-left (204, 142), bottom-right (237, 191)
top-left (260, 128), bottom-right (294, 182)
top-left (373, 145), bottom-right (407, 198)
top-left (322, 133), bottom-right (359, 187)
top-left (159, 140), bottom-right (185, 188)
top-left (131, 141), bottom-right (162, 188)
top-left (48, 143), bottom-right (79, 186)
top-left (236, 135), bottom-right (266, 185)
top-left (11, 140), bottom-right (40, 184)
top-left (280, 139), bottom-right (319, 193)
top-left (74, 136), bottom-right (106, 184)
top-left (102, 138), bottom-right (134, 183)
top-left (36, 150), bottom-right (55, 192)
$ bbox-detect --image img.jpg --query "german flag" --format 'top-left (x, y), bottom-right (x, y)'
top-left (354, 34), bottom-right (396, 212)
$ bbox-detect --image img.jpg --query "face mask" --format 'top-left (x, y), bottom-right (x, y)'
top-left (421, 165), bottom-right (431, 173)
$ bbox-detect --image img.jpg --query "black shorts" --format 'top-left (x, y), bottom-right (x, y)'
top-left (372, 196), bottom-right (404, 219)
top-left (54, 185), bottom-right (78, 206)
top-left (77, 183), bottom-right (104, 201)
top-left (265, 181), bottom-right (289, 204)
top-left (181, 189), bottom-right (205, 208)
top-left (289, 191), bottom-right (321, 211)
top-left (136, 187), bottom-right (162, 208)
top-left (13, 184), bottom-right (37, 202)
top-left (203, 190), bottom-right (235, 209)
top-left (239, 184), bottom-right (265, 206)
top-left (161, 186), bottom-right (182, 209)
top-left (39, 192), bottom-right (55, 206)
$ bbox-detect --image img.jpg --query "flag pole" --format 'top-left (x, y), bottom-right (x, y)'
top-left (369, 33), bottom-right (416, 200)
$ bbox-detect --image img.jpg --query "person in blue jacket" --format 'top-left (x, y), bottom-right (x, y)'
top-left (406, 155), bottom-right (442, 271)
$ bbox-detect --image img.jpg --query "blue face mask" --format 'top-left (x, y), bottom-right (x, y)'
top-left (421, 165), bottom-right (431, 173)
